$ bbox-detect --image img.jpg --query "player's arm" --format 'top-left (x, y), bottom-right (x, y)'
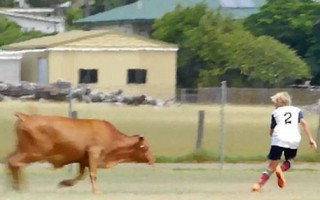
top-left (270, 115), bottom-right (276, 136)
top-left (269, 129), bottom-right (273, 136)
top-left (300, 116), bottom-right (317, 150)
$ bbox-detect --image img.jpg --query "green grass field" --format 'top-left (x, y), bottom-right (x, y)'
top-left (1, 163), bottom-right (320, 200)
top-left (0, 101), bottom-right (319, 162)
top-left (1, 101), bottom-right (320, 199)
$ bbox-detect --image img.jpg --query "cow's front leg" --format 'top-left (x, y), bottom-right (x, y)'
top-left (6, 151), bottom-right (28, 191)
top-left (88, 146), bottom-right (103, 194)
top-left (58, 163), bottom-right (86, 187)
top-left (7, 151), bottom-right (47, 191)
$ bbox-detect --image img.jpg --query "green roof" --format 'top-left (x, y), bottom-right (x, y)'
top-left (74, 0), bottom-right (266, 24)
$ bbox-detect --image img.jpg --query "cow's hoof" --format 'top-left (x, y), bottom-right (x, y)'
top-left (11, 183), bottom-right (26, 192)
top-left (58, 180), bottom-right (74, 188)
top-left (92, 189), bottom-right (102, 194)
top-left (13, 185), bottom-right (22, 191)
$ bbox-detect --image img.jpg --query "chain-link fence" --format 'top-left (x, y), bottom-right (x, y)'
top-left (2, 83), bottom-right (320, 164)
top-left (177, 87), bottom-right (320, 105)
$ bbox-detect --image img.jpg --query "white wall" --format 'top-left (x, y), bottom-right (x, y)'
top-left (0, 52), bottom-right (22, 84)
top-left (14, 0), bottom-right (30, 8)
top-left (0, 10), bottom-right (65, 33)
top-left (6, 8), bottom-right (55, 17)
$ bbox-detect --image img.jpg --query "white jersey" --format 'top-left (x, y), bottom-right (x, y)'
top-left (270, 106), bottom-right (302, 149)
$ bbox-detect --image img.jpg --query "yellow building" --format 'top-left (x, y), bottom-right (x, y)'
top-left (3, 30), bottom-right (178, 100)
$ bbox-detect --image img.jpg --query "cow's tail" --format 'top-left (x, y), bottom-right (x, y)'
top-left (15, 112), bottom-right (29, 122)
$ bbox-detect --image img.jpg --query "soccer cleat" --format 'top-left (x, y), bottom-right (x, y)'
top-left (251, 183), bottom-right (261, 192)
top-left (275, 166), bottom-right (286, 188)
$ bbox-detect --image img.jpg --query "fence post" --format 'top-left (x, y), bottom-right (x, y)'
top-left (195, 110), bottom-right (205, 150)
top-left (71, 111), bottom-right (78, 119)
top-left (316, 99), bottom-right (320, 152)
top-left (68, 87), bottom-right (73, 118)
top-left (68, 111), bottom-right (78, 173)
top-left (219, 81), bottom-right (227, 171)
top-left (180, 88), bottom-right (186, 103)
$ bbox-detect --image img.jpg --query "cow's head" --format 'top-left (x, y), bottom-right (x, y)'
top-left (130, 135), bottom-right (154, 165)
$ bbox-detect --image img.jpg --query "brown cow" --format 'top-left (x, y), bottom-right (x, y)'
top-left (6, 112), bottom-right (154, 193)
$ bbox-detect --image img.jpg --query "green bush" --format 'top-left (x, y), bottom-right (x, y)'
top-left (0, 15), bottom-right (46, 47)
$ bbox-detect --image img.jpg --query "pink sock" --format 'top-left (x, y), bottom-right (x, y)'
top-left (281, 160), bottom-right (291, 172)
top-left (258, 171), bottom-right (270, 185)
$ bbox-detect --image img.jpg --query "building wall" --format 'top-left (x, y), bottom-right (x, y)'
top-left (6, 8), bottom-right (55, 17)
top-left (14, 0), bottom-right (30, 8)
top-left (3, 14), bottom-right (65, 33)
top-left (48, 50), bottom-right (176, 99)
top-left (0, 59), bottom-right (21, 83)
top-left (20, 51), bottom-right (48, 83)
top-left (0, 52), bottom-right (22, 83)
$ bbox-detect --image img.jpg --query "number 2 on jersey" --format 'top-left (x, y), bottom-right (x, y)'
top-left (284, 112), bottom-right (292, 124)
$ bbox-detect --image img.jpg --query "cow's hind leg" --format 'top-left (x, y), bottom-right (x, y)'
top-left (58, 163), bottom-right (86, 187)
top-left (6, 151), bottom-right (27, 191)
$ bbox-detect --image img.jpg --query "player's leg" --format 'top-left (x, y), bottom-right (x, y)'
top-left (275, 148), bottom-right (297, 188)
top-left (252, 146), bottom-right (282, 191)
top-left (275, 164), bottom-right (285, 188)
top-left (281, 148), bottom-right (297, 172)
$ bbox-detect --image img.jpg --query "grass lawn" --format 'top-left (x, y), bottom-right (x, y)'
top-left (0, 101), bottom-right (319, 162)
top-left (1, 163), bottom-right (320, 200)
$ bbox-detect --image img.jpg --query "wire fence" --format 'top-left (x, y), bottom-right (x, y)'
top-left (179, 83), bottom-right (320, 168)
top-left (177, 87), bottom-right (320, 105)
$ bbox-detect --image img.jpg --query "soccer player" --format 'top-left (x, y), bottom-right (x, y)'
top-left (252, 91), bottom-right (317, 192)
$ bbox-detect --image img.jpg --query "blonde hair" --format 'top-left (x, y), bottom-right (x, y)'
top-left (270, 91), bottom-right (292, 106)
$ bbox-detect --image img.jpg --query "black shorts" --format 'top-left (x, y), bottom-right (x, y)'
top-left (267, 145), bottom-right (297, 161)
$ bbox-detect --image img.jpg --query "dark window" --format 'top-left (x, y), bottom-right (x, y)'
top-left (127, 69), bottom-right (147, 84)
top-left (79, 69), bottom-right (98, 84)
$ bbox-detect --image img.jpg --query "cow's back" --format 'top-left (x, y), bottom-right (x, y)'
top-left (15, 114), bottom-right (123, 167)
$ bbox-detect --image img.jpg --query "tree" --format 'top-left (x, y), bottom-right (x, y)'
top-left (152, 3), bottom-right (310, 88)
top-left (182, 11), bottom-right (244, 86)
top-left (199, 30), bottom-right (310, 87)
top-left (243, 0), bottom-right (320, 84)
top-left (0, 0), bottom-right (14, 7)
top-left (64, 7), bottom-right (83, 30)
top-left (152, 3), bottom-right (231, 87)
top-left (92, 0), bottom-right (137, 14)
